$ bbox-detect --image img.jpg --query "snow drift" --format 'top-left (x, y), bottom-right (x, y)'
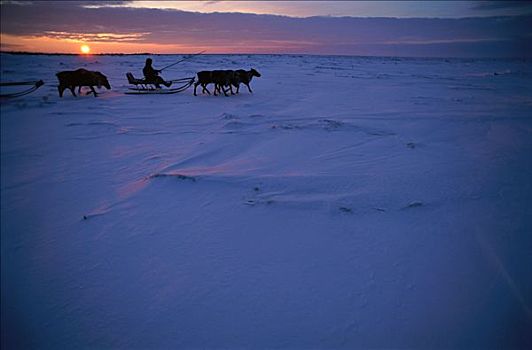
top-left (1, 53), bottom-right (531, 348)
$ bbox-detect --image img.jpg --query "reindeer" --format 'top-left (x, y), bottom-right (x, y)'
top-left (56, 68), bottom-right (111, 97)
top-left (232, 68), bottom-right (261, 93)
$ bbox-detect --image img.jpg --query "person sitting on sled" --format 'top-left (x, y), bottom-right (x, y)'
top-left (143, 58), bottom-right (172, 88)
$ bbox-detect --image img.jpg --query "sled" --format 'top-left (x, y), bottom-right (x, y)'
top-left (0, 80), bottom-right (44, 98)
top-left (125, 73), bottom-right (194, 95)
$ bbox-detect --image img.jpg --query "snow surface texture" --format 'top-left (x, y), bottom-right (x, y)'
top-left (1, 53), bottom-right (532, 349)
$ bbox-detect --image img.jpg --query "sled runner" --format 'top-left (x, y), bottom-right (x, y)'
top-left (125, 73), bottom-right (195, 95)
top-left (0, 80), bottom-right (44, 98)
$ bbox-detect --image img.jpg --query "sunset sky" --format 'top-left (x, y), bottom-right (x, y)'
top-left (1, 1), bottom-right (531, 57)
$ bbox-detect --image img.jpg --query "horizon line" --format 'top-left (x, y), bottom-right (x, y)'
top-left (1, 50), bottom-right (529, 61)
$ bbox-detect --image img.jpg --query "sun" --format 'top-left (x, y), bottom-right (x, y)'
top-left (80, 45), bottom-right (90, 54)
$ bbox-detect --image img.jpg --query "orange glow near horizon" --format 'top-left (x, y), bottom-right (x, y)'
top-left (80, 44), bottom-right (90, 54)
top-left (0, 33), bottom-right (299, 54)
top-left (0, 33), bottom-right (197, 54)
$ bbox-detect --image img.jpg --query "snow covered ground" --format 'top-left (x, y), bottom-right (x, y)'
top-left (1, 53), bottom-right (532, 348)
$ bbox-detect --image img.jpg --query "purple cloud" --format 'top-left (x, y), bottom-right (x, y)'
top-left (473, 1), bottom-right (532, 11)
top-left (1, 1), bottom-right (531, 57)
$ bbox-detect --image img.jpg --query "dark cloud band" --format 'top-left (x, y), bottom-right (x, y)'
top-left (1, 1), bottom-right (531, 57)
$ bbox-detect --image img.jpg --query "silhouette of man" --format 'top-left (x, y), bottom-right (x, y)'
top-left (143, 58), bottom-right (171, 88)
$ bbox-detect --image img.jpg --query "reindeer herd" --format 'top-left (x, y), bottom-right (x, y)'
top-left (194, 68), bottom-right (261, 97)
top-left (55, 65), bottom-right (261, 98)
